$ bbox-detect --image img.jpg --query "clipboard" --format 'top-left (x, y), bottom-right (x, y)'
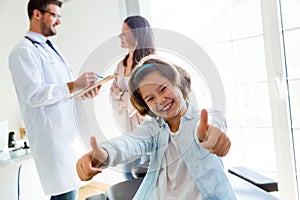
top-left (70, 74), bottom-right (117, 98)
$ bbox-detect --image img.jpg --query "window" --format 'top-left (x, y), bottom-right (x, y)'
top-left (280, 0), bottom-right (300, 195)
top-left (139, 0), bottom-right (299, 199)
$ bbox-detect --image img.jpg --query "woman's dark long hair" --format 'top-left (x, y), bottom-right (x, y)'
top-left (122, 16), bottom-right (155, 71)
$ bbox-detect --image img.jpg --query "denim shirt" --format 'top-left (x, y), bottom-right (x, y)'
top-left (100, 103), bottom-right (236, 200)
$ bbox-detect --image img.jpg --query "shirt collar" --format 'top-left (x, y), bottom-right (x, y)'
top-left (26, 31), bottom-right (48, 44)
top-left (182, 102), bottom-right (197, 120)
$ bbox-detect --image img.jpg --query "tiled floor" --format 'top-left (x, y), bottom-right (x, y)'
top-left (78, 181), bottom-right (111, 200)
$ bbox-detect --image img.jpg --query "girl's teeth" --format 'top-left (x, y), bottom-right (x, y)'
top-left (163, 102), bottom-right (171, 111)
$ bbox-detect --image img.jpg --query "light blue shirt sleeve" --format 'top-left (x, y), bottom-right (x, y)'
top-left (99, 119), bottom-right (157, 166)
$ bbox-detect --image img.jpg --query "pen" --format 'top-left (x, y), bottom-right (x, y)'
top-left (97, 75), bottom-right (104, 79)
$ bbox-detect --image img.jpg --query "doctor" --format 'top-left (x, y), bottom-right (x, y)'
top-left (9, 0), bottom-right (99, 199)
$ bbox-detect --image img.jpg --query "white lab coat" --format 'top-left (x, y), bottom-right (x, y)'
top-left (9, 31), bottom-right (85, 195)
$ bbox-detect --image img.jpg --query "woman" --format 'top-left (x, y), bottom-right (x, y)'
top-left (109, 15), bottom-right (155, 179)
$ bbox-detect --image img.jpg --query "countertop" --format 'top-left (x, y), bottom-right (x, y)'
top-left (0, 148), bottom-right (32, 166)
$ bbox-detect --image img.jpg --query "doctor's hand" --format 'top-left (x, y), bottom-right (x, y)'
top-left (76, 137), bottom-right (108, 181)
top-left (81, 85), bottom-right (101, 100)
top-left (196, 109), bottom-right (231, 157)
top-left (74, 72), bottom-right (98, 92)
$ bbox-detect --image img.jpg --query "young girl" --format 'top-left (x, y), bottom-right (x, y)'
top-left (76, 56), bottom-right (236, 199)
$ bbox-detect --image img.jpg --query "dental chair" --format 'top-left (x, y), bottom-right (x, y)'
top-left (85, 178), bottom-right (143, 200)
top-left (85, 162), bottom-right (279, 200)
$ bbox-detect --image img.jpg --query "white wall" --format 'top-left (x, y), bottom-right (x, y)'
top-left (0, 0), bottom-right (28, 138)
top-left (0, 0), bottom-right (124, 139)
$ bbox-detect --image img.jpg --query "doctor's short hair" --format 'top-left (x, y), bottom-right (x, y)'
top-left (28, 0), bottom-right (62, 20)
top-left (129, 55), bottom-right (191, 117)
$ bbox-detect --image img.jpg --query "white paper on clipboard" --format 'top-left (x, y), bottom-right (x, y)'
top-left (70, 74), bottom-right (117, 99)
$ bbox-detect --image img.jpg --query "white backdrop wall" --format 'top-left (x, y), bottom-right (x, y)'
top-left (0, 0), bottom-right (124, 138)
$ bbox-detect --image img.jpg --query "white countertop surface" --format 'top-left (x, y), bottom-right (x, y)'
top-left (0, 148), bottom-right (32, 166)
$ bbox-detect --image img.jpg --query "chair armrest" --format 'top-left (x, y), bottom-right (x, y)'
top-left (105, 178), bottom-right (144, 200)
top-left (85, 193), bottom-right (107, 200)
top-left (228, 167), bottom-right (278, 192)
top-left (131, 160), bottom-right (149, 179)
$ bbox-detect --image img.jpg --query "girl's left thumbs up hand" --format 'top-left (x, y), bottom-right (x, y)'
top-left (197, 109), bottom-right (231, 157)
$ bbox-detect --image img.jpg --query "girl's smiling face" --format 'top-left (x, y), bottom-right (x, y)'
top-left (138, 71), bottom-right (187, 123)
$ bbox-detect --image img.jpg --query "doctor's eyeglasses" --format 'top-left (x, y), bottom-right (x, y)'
top-left (39, 10), bottom-right (61, 20)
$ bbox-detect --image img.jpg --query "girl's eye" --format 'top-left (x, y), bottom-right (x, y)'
top-left (160, 86), bottom-right (167, 92)
top-left (146, 97), bottom-right (154, 103)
